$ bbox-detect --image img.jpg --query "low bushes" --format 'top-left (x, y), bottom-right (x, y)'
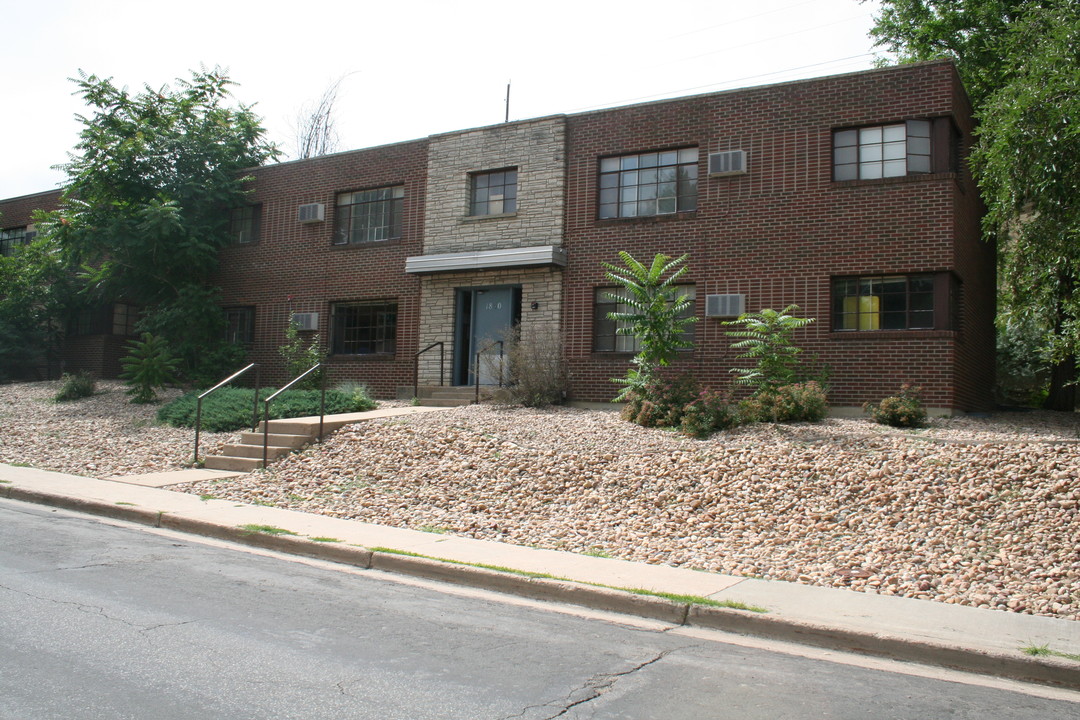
top-left (620, 374), bottom-right (825, 439)
top-left (157, 385), bottom-right (376, 432)
top-left (53, 372), bottom-right (97, 402)
top-left (864, 384), bottom-right (927, 428)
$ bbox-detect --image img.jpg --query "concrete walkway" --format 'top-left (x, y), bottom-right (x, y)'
top-left (3, 458), bottom-right (1079, 692)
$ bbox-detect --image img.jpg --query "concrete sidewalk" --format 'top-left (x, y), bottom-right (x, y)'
top-left (2, 462), bottom-right (1078, 691)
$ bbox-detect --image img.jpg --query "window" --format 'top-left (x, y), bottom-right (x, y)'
top-left (224, 307), bottom-right (255, 345)
top-left (112, 303), bottom-right (139, 336)
top-left (833, 120), bottom-right (932, 181)
top-left (331, 301), bottom-right (397, 355)
top-left (594, 286), bottom-right (695, 352)
top-left (832, 275), bottom-right (936, 331)
top-left (470, 169), bottom-right (517, 216)
top-left (334, 186), bottom-right (403, 244)
top-left (68, 303), bottom-right (139, 337)
top-left (599, 148), bottom-right (698, 219)
top-left (1, 226), bottom-right (27, 257)
top-left (228, 205), bottom-right (260, 244)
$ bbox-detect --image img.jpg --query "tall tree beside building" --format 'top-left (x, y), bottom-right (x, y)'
top-left (869, 0), bottom-right (1080, 410)
top-left (39, 67), bottom-right (280, 381)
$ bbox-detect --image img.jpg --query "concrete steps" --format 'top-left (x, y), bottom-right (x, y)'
top-left (203, 421), bottom-right (318, 472)
top-left (200, 406), bottom-right (454, 472)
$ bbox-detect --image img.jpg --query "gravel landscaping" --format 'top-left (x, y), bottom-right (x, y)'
top-left (3, 380), bottom-right (1079, 621)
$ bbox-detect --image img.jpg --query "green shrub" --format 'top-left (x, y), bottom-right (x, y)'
top-left (864, 384), bottom-right (927, 428)
top-left (54, 372), bottom-right (96, 402)
top-left (279, 314), bottom-right (326, 389)
top-left (334, 381), bottom-right (377, 412)
top-left (157, 386), bottom-right (377, 432)
top-left (679, 388), bottom-right (738, 439)
top-left (620, 373), bottom-right (700, 428)
top-left (738, 381), bottom-right (829, 424)
top-left (120, 333), bottom-right (181, 403)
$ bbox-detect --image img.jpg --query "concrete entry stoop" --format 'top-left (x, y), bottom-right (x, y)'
top-left (202, 406), bottom-right (455, 472)
top-left (408, 385), bottom-right (507, 407)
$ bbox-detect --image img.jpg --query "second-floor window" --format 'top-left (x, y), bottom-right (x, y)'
top-left (599, 148), bottom-right (699, 219)
top-left (334, 186), bottom-right (404, 244)
top-left (228, 205), bottom-right (260, 245)
top-left (833, 120), bottom-right (932, 181)
top-left (1, 226), bottom-right (27, 257)
top-left (470, 169), bottom-right (517, 216)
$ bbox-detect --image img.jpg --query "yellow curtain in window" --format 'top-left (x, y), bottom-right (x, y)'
top-left (843, 295), bottom-right (880, 330)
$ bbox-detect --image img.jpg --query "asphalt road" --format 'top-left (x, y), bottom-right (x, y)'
top-left (1, 498), bottom-right (1077, 719)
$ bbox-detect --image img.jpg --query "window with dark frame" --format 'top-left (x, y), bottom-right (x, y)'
top-left (228, 205), bottom-right (260, 244)
top-left (832, 275), bottom-right (936, 331)
top-left (1, 226), bottom-right (27, 257)
top-left (593, 286), bottom-right (696, 352)
top-left (331, 301), bottom-right (398, 355)
top-left (68, 303), bottom-right (139, 337)
top-left (334, 186), bottom-right (404, 244)
top-left (599, 148), bottom-right (698, 219)
top-left (833, 120), bottom-right (932, 181)
top-left (224, 307), bottom-right (255, 345)
top-left (470, 169), bottom-right (517, 216)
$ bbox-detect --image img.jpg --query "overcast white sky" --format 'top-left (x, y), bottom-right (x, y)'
top-left (1, 0), bottom-right (885, 200)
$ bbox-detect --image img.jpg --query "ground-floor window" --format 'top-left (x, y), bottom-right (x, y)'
top-left (223, 307), bottom-right (255, 345)
top-left (331, 301), bottom-right (397, 355)
top-left (593, 285), bottom-right (695, 352)
top-left (68, 303), bottom-right (140, 337)
top-left (832, 274), bottom-right (936, 331)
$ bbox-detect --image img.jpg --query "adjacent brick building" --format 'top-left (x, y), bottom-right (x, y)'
top-left (0, 60), bottom-right (994, 412)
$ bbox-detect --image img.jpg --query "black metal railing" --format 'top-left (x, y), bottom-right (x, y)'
top-left (474, 340), bottom-right (504, 404)
top-left (262, 363), bottom-right (326, 466)
top-left (413, 341), bottom-right (445, 400)
top-left (193, 363), bottom-right (260, 465)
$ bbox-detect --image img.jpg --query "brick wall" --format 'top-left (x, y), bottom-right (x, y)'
top-left (562, 61), bottom-right (994, 410)
top-left (213, 140), bottom-right (429, 397)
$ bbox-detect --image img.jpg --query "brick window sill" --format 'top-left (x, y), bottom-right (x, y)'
top-left (829, 330), bottom-right (957, 340)
top-left (331, 239), bottom-right (403, 250)
top-left (594, 211), bottom-right (697, 227)
top-left (329, 353), bottom-right (398, 362)
top-left (831, 172), bottom-right (957, 189)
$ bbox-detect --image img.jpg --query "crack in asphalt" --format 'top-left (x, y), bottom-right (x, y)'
top-left (0, 581), bottom-right (196, 633)
top-left (501, 647), bottom-right (680, 720)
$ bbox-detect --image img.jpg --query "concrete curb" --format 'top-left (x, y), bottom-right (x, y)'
top-left (5, 484), bottom-right (1078, 692)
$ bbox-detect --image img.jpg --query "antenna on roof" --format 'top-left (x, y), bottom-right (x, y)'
top-left (504, 80), bottom-right (511, 123)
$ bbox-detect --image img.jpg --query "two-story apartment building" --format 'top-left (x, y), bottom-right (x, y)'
top-left (0, 60), bottom-right (994, 412)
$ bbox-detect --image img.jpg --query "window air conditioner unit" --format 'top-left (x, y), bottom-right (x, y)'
top-left (291, 312), bottom-right (319, 331)
top-left (236, 230), bottom-right (250, 244)
top-left (705, 294), bottom-right (746, 318)
top-left (708, 150), bottom-right (747, 177)
top-left (297, 203), bottom-right (325, 223)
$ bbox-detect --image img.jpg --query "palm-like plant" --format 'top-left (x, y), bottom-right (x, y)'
top-left (602, 252), bottom-right (696, 400)
top-left (724, 304), bottom-right (814, 392)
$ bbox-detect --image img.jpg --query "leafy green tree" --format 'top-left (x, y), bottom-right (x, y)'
top-left (870, 0), bottom-right (1080, 410)
top-left (278, 313), bottom-right (327, 389)
top-left (724, 305), bottom-right (816, 392)
top-left (0, 231), bottom-right (77, 380)
top-left (601, 252), bottom-right (696, 401)
top-left (36, 67), bottom-right (279, 383)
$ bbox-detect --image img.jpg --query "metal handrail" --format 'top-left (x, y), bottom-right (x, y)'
top-left (474, 340), bottom-right (504, 404)
top-left (413, 341), bottom-right (445, 399)
top-left (194, 363), bottom-right (260, 464)
top-left (262, 363), bottom-right (327, 466)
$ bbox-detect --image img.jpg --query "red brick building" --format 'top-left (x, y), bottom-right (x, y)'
top-left (1, 60), bottom-right (994, 412)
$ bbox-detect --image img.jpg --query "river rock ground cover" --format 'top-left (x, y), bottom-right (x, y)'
top-left (3, 380), bottom-right (1078, 620)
